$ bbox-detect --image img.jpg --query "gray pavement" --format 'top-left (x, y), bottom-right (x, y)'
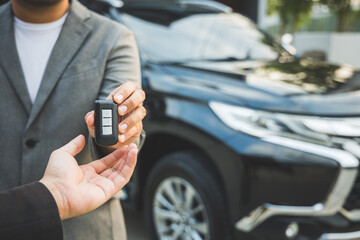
top-left (124, 207), bottom-right (150, 240)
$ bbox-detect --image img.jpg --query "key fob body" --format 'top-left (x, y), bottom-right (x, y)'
top-left (94, 100), bottom-right (118, 146)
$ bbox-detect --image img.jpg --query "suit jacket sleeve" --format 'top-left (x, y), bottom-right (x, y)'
top-left (90, 26), bottom-right (146, 160)
top-left (0, 182), bottom-right (63, 240)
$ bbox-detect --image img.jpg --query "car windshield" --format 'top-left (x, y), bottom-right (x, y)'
top-left (120, 12), bottom-right (288, 63)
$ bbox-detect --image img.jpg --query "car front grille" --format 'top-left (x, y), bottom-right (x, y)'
top-left (344, 169), bottom-right (360, 211)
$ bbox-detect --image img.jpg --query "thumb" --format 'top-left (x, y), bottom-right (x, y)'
top-left (85, 111), bottom-right (95, 128)
top-left (85, 111), bottom-right (95, 138)
top-left (58, 135), bottom-right (85, 156)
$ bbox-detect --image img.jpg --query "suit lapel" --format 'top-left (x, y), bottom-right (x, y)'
top-left (0, 2), bottom-right (32, 114)
top-left (26, 0), bottom-right (92, 129)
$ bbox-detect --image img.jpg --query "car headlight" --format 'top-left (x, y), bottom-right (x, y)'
top-left (209, 101), bottom-right (360, 145)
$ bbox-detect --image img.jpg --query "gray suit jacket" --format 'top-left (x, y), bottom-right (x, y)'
top-left (0, 1), bottom-right (142, 239)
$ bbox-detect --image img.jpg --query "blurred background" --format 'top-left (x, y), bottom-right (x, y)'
top-left (221, 0), bottom-right (360, 67)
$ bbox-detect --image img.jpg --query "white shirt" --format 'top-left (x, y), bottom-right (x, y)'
top-left (14, 13), bottom-right (68, 103)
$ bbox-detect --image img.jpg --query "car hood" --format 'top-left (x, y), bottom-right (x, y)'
top-left (175, 59), bottom-right (360, 116)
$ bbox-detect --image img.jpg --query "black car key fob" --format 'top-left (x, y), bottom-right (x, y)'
top-left (94, 100), bottom-right (118, 146)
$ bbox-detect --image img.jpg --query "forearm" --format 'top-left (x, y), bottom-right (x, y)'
top-left (0, 182), bottom-right (63, 240)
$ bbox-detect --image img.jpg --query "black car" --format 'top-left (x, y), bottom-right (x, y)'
top-left (85, 0), bottom-right (360, 239)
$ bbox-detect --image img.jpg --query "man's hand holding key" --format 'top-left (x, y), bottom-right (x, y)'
top-left (85, 82), bottom-right (146, 149)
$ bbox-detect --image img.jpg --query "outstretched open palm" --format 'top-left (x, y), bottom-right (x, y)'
top-left (40, 135), bottom-right (138, 220)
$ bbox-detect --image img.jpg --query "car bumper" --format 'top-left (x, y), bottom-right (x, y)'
top-left (231, 135), bottom-right (359, 239)
top-left (319, 230), bottom-right (360, 240)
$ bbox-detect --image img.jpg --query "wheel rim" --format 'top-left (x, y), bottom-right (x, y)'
top-left (153, 176), bottom-right (210, 240)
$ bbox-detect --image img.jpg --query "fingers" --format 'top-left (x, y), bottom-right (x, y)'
top-left (118, 106), bottom-right (146, 133)
top-left (117, 89), bottom-right (145, 116)
top-left (58, 135), bottom-right (85, 156)
top-left (112, 144), bottom-right (138, 189)
top-left (88, 143), bottom-right (137, 199)
top-left (118, 106), bottom-right (145, 144)
top-left (100, 144), bottom-right (138, 179)
top-left (85, 111), bottom-right (95, 128)
top-left (106, 81), bottom-right (137, 104)
top-left (109, 144), bottom-right (138, 190)
top-left (85, 111), bottom-right (95, 138)
top-left (106, 82), bottom-right (145, 115)
top-left (88, 145), bottom-right (129, 174)
top-left (119, 121), bottom-right (143, 144)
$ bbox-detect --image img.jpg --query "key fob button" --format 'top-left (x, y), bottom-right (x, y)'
top-left (102, 126), bottom-right (113, 135)
top-left (102, 109), bottom-right (112, 118)
top-left (102, 118), bottom-right (112, 126)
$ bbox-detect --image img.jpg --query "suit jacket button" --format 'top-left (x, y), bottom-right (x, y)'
top-left (25, 139), bottom-right (37, 149)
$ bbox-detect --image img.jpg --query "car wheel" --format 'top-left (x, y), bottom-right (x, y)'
top-left (144, 151), bottom-right (232, 240)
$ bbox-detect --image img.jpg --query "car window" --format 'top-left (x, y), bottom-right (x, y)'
top-left (120, 12), bottom-right (286, 62)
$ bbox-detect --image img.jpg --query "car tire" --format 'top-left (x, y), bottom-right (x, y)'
top-left (144, 151), bottom-right (233, 240)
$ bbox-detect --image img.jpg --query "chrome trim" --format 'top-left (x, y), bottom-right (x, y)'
top-left (340, 208), bottom-right (360, 222)
top-left (236, 136), bottom-right (359, 232)
top-left (319, 230), bottom-right (360, 240)
top-left (343, 140), bottom-right (360, 159)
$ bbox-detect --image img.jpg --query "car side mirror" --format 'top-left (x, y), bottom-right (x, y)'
top-left (281, 33), bottom-right (297, 56)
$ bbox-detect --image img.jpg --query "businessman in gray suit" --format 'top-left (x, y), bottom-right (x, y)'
top-left (0, 0), bottom-right (146, 238)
